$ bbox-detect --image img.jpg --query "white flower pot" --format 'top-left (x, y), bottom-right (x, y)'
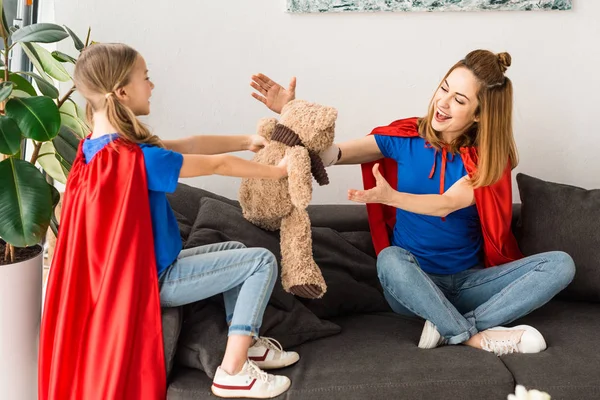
top-left (0, 245), bottom-right (43, 400)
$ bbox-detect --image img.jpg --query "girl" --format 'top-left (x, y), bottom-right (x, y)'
top-left (40, 43), bottom-right (296, 400)
top-left (250, 50), bottom-right (575, 356)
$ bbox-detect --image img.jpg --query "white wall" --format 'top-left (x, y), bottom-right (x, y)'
top-left (53, 1), bottom-right (599, 203)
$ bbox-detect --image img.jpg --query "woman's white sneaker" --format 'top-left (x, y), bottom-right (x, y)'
top-left (248, 337), bottom-right (300, 370)
top-left (211, 360), bottom-right (291, 399)
top-left (418, 320), bottom-right (447, 349)
top-left (481, 325), bottom-right (547, 356)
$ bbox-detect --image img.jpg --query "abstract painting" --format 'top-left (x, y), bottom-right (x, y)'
top-left (286, 0), bottom-right (573, 13)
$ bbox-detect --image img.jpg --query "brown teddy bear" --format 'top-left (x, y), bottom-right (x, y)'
top-left (239, 99), bottom-right (337, 299)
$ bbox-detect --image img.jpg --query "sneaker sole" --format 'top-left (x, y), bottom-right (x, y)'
top-left (253, 353), bottom-right (300, 370)
top-left (211, 380), bottom-right (291, 399)
top-left (418, 321), bottom-right (440, 349)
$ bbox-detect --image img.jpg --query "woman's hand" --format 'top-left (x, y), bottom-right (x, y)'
top-left (348, 164), bottom-right (394, 205)
top-left (246, 134), bottom-right (268, 152)
top-left (250, 73), bottom-right (296, 114)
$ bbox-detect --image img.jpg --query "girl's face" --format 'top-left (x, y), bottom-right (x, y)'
top-left (117, 55), bottom-right (154, 116)
top-left (431, 67), bottom-right (480, 140)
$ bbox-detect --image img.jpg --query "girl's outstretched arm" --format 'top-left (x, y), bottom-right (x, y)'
top-left (163, 134), bottom-right (267, 155)
top-left (179, 153), bottom-right (287, 179)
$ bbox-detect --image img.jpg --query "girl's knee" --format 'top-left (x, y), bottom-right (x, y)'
top-left (257, 249), bottom-right (278, 276)
top-left (229, 241), bottom-right (246, 249)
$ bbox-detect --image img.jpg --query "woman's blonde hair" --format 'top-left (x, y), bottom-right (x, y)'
top-left (418, 49), bottom-right (518, 188)
top-left (73, 43), bottom-right (163, 147)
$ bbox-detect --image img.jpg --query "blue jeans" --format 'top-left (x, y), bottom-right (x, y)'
top-left (158, 241), bottom-right (277, 337)
top-left (377, 247), bottom-right (575, 345)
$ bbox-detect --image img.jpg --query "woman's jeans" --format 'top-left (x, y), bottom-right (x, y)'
top-left (158, 241), bottom-right (277, 337)
top-left (377, 247), bottom-right (576, 344)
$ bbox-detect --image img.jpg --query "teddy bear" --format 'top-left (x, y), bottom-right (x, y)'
top-left (239, 99), bottom-right (337, 299)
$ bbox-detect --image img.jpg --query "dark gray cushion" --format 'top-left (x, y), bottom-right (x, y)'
top-left (175, 296), bottom-right (340, 379)
top-left (185, 197), bottom-right (389, 319)
top-left (516, 173), bottom-right (600, 302)
top-left (161, 306), bottom-right (182, 380)
top-left (168, 313), bottom-right (515, 400)
top-left (502, 300), bottom-right (600, 399)
top-left (176, 197), bottom-right (343, 377)
top-left (167, 183), bottom-right (239, 243)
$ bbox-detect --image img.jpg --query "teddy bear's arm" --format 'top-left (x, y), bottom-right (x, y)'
top-left (285, 146), bottom-right (313, 209)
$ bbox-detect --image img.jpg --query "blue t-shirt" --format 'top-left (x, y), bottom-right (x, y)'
top-left (82, 134), bottom-right (183, 275)
top-left (374, 135), bottom-right (483, 274)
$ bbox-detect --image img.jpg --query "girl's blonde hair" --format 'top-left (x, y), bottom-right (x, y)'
top-left (418, 49), bottom-right (518, 188)
top-left (73, 43), bottom-right (163, 147)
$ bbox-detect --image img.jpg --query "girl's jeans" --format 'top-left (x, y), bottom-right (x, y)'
top-left (158, 241), bottom-right (277, 337)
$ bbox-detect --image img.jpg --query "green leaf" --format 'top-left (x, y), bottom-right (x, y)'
top-left (0, 116), bottom-right (21, 155)
top-left (5, 97), bottom-right (61, 142)
top-left (38, 141), bottom-right (67, 184)
top-left (10, 90), bottom-right (32, 98)
top-left (51, 50), bottom-right (77, 64)
top-left (63, 25), bottom-right (84, 51)
top-left (11, 23), bottom-right (69, 44)
top-left (0, 81), bottom-right (14, 102)
top-left (21, 42), bottom-right (70, 82)
top-left (20, 42), bottom-right (50, 81)
top-left (9, 73), bottom-right (37, 96)
top-left (53, 124), bottom-right (80, 169)
top-left (60, 102), bottom-right (90, 138)
top-left (0, 158), bottom-right (53, 247)
top-left (16, 72), bottom-right (59, 99)
top-left (0, 0), bottom-right (10, 39)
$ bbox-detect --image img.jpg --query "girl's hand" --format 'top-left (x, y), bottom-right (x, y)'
top-left (348, 164), bottom-right (394, 204)
top-left (246, 134), bottom-right (268, 152)
top-left (250, 73), bottom-right (296, 114)
top-left (276, 156), bottom-right (289, 178)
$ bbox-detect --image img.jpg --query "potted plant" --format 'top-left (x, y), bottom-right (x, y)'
top-left (0, 3), bottom-right (88, 397)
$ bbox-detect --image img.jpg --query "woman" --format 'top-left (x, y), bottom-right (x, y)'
top-left (249, 50), bottom-right (575, 356)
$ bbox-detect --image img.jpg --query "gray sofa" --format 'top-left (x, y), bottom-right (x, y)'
top-left (163, 173), bottom-right (600, 400)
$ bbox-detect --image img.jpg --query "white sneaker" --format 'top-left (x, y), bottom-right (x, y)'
top-left (249, 337), bottom-right (300, 370)
top-left (211, 360), bottom-right (291, 399)
top-left (481, 325), bottom-right (547, 356)
top-left (418, 320), bottom-right (447, 349)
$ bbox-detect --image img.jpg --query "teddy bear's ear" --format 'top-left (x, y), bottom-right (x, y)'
top-left (314, 106), bottom-right (338, 131)
top-left (257, 118), bottom-right (278, 140)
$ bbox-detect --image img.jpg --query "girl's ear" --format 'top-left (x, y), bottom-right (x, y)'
top-left (115, 86), bottom-right (128, 102)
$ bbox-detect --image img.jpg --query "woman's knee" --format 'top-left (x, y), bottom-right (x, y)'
top-left (376, 246), bottom-right (419, 284)
top-left (548, 251), bottom-right (576, 287)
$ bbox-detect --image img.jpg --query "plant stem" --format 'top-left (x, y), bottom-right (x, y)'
top-left (30, 141), bottom-right (42, 165)
top-left (4, 242), bottom-right (14, 264)
top-left (84, 27), bottom-right (91, 47)
top-left (57, 85), bottom-right (75, 109)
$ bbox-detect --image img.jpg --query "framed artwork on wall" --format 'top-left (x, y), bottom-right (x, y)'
top-left (286, 1), bottom-right (573, 13)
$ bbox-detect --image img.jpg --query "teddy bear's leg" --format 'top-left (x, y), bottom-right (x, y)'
top-left (280, 207), bottom-right (326, 299)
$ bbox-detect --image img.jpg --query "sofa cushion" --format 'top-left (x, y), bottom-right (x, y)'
top-left (162, 307), bottom-right (182, 380)
top-left (516, 173), bottom-right (600, 302)
top-left (175, 296), bottom-right (340, 379)
top-left (176, 197), bottom-right (347, 377)
top-left (168, 313), bottom-right (515, 400)
top-left (185, 196), bottom-right (389, 319)
top-left (501, 300), bottom-right (600, 399)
